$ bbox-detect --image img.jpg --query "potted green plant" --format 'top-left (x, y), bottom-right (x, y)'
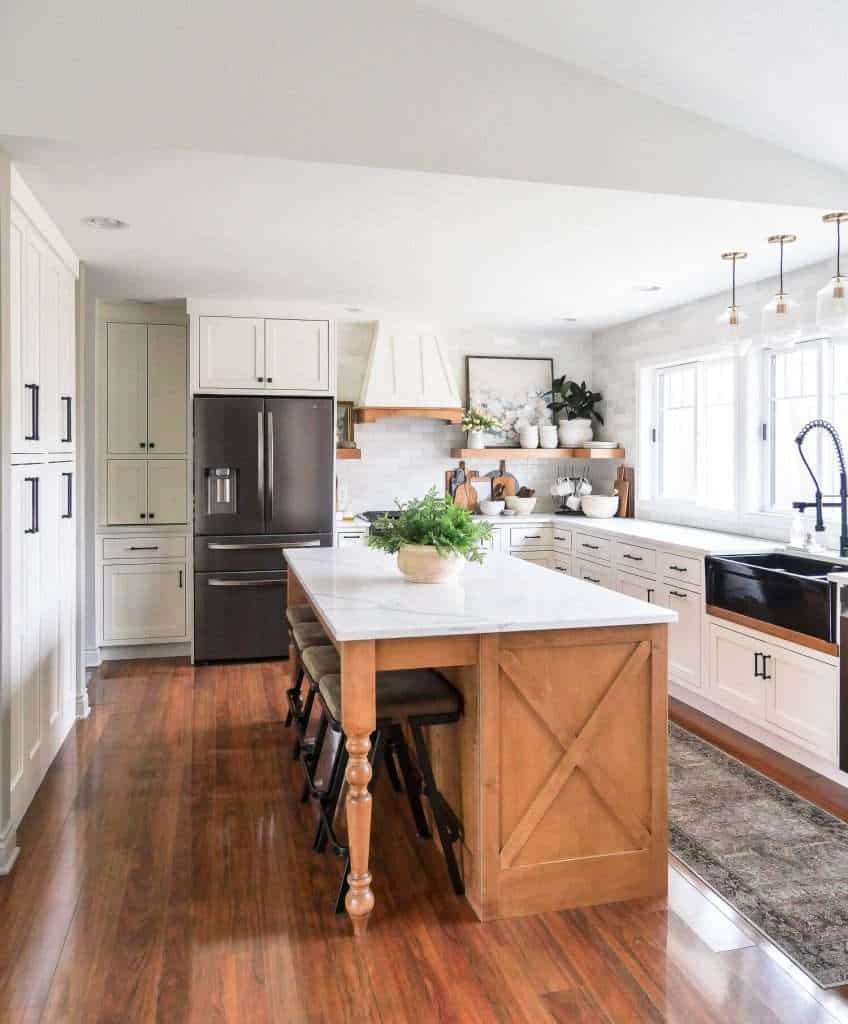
top-left (368, 489), bottom-right (493, 583)
top-left (543, 376), bottom-right (604, 446)
top-left (461, 407), bottom-right (502, 449)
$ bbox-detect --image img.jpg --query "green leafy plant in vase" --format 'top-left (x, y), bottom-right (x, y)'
top-left (461, 407), bottom-right (502, 449)
top-left (368, 489), bottom-right (493, 582)
top-left (543, 376), bottom-right (604, 446)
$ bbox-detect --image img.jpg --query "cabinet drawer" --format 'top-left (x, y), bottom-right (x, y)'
top-left (661, 550), bottom-right (703, 587)
top-left (512, 550), bottom-right (552, 568)
top-left (575, 559), bottom-right (613, 589)
top-left (552, 555), bottom-right (572, 575)
top-left (510, 524), bottom-right (553, 549)
top-left (552, 527), bottom-right (572, 552)
top-left (614, 541), bottom-right (657, 574)
top-left (102, 535), bottom-right (187, 560)
top-left (336, 530), bottom-right (369, 548)
top-left (575, 532), bottom-right (611, 563)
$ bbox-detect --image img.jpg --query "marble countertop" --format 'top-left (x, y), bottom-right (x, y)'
top-left (285, 546), bottom-right (675, 642)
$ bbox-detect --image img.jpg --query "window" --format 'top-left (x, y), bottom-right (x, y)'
top-left (765, 339), bottom-right (848, 513)
top-left (648, 355), bottom-right (736, 510)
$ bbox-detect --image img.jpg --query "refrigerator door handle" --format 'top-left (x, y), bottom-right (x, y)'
top-left (207, 540), bottom-right (320, 550)
top-left (266, 410), bottom-right (275, 511)
top-left (257, 409), bottom-right (265, 511)
top-left (207, 577), bottom-right (286, 588)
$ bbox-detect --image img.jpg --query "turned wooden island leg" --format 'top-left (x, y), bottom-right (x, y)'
top-left (340, 639), bottom-right (377, 935)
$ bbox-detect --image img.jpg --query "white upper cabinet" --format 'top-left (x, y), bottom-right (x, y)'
top-left (264, 319), bottom-right (330, 391)
top-left (106, 460), bottom-right (148, 525)
top-left (147, 324), bottom-right (188, 454)
top-left (195, 314), bottom-right (332, 393)
top-left (107, 323), bottom-right (148, 455)
top-left (146, 460), bottom-right (188, 524)
top-left (56, 273), bottom-right (76, 453)
top-left (198, 316), bottom-right (265, 390)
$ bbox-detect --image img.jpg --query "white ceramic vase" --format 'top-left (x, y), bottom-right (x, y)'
top-left (558, 418), bottom-right (593, 446)
top-left (519, 424), bottom-right (539, 449)
top-left (467, 429), bottom-right (485, 449)
top-left (539, 424), bottom-right (558, 449)
top-left (397, 545), bottom-right (465, 583)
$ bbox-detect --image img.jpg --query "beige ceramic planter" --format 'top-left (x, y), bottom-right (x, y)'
top-left (397, 544), bottom-right (465, 583)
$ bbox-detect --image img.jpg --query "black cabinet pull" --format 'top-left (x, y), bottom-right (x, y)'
top-left (24, 384), bottom-right (39, 441)
top-left (61, 471), bottom-right (73, 519)
top-left (668, 564), bottom-right (688, 573)
top-left (256, 376), bottom-right (264, 383)
top-left (582, 542), bottom-right (600, 550)
top-left (584, 575), bottom-right (601, 584)
top-left (178, 570), bottom-right (183, 589)
top-left (669, 589), bottom-right (688, 599)
top-left (148, 442), bottom-right (155, 448)
top-left (754, 652), bottom-right (762, 678)
top-left (148, 512), bottom-right (155, 519)
top-left (24, 476), bottom-right (39, 533)
top-left (761, 653), bottom-right (772, 680)
top-left (266, 377), bottom-right (273, 383)
top-left (61, 395), bottom-right (72, 443)
top-left (140, 512), bottom-right (146, 518)
top-left (623, 553), bottom-right (643, 561)
top-left (129, 545), bottom-right (159, 551)
top-left (525, 534), bottom-right (542, 540)
top-left (647, 588), bottom-right (655, 602)
top-left (139, 441), bottom-right (146, 448)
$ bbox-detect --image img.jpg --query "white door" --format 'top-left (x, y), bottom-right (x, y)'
top-left (147, 324), bottom-right (187, 454)
top-left (264, 319), bottom-right (330, 391)
top-left (55, 272), bottom-right (76, 454)
top-left (39, 254), bottom-right (61, 452)
top-left (198, 316), bottom-right (265, 389)
top-left (708, 622), bottom-right (766, 722)
top-left (9, 464), bottom-right (44, 823)
top-left (106, 460), bottom-right (148, 525)
top-left (657, 584), bottom-right (702, 691)
top-left (102, 563), bottom-right (187, 642)
top-left (11, 216), bottom-right (43, 455)
top-left (764, 645), bottom-right (838, 759)
top-left (106, 323), bottom-right (148, 454)
top-left (615, 570), bottom-right (655, 604)
top-left (56, 465), bottom-right (77, 731)
top-left (147, 460), bottom-right (188, 524)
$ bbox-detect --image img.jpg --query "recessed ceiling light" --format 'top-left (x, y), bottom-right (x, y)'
top-left (81, 216), bottom-right (128, 230)
top-left (636, 284), bottom-right (661, 293)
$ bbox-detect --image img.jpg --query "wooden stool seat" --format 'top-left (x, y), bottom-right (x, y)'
top-left (290, 621), bottom-right (330, 651)
top-left (286, 604), bottom-right (317, 628)
top-left (318, 669), bottom-right (461, 724)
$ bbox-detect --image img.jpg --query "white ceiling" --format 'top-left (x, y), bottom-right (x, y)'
top-left (5, 138), bottom-right (835, 329)
top-left (2, 2), bottom-right (845, 328)
top-left (420, 0), bottom-right (848, 173)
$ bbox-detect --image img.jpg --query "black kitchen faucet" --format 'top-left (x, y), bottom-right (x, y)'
top-left (792, 418), bottom-right (848, 557)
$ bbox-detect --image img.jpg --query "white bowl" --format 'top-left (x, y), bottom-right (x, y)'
top-left (479, 499), bottom-right (505, 516)
top-left (505, 495), bottom-right (537, 514)
top-left (580, 494), bottom-right (619, 519)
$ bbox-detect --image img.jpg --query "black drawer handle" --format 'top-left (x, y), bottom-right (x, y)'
top-left (61, 395), bottom-right (72, 443)
top-left (669, 589), bottom-right (688, 599)
top-left (668, 564), bottom-right (688, 573)
top-left (622, 553), bottom-right (643, 561)
top-left (128, 545), bottom-right (159, 551)
top-left (24, 384), bottom-right (39, 441)
top-left (61, 471), bottom-right (73, 519)
top-left (761, 653), bottom-right (772, 680)
top-left (524, 534), bottom-right (542, 540)
top-left (555, 566), bottom-right (568, 572)
top-left (554, 534), bottom-right (567, 541)
top-left (24, 476), bottom-right (39, 533)
top-left (647, 588), bottom-right (655, 602)
top-left (584, 575), bottom-right (601, 584)
top-left (581, 542), bottom-right (600, 550)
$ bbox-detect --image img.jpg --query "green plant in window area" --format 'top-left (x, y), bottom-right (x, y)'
top-left (461, 407), bottom-right (502, 432)
top-left (543, 376), bottom-right (604, 423)
top-left (367, 489), bottom-right (493, 563)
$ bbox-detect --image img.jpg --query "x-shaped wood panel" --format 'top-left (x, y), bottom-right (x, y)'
top-left (499, 642), bottom-right (652, 868)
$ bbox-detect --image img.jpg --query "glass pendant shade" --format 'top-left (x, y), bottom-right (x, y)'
top-left (762, 234), bottom-right (800, 348)
top-left (717, 251), bottom-right (750, 351)
top-left (816, 214), bottom-right (848, 334)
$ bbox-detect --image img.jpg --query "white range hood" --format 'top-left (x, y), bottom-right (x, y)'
top-left (356, 322), bottom-right (462, 422)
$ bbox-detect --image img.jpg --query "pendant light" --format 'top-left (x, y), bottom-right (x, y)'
top-left (716, 251), bottom-right (750, 351)
top-left (817, 212), bottom-right (848, 335)
top-left (762, 233), bottom-right (802, 348)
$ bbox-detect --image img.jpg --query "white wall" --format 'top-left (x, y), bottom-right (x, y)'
top-left (335, 323), bottom-right (592, 512)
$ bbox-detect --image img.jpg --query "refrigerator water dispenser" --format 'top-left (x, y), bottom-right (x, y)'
top-left (206, 467), bottom-right (238, 515)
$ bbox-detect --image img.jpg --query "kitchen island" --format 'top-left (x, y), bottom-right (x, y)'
top-left (285, 546), bottom-right (676, 935)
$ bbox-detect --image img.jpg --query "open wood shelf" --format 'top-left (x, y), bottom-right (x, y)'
top-left (450, 447), bottom-right (625, 460)
top-left (336, 448), bottom-right (362, 460)
top-left (356, 407), bottom-right (462, 424)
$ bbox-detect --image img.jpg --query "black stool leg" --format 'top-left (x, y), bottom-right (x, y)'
top-left (335, 854), bottom-right (350, 915)
top-left (383, 738), bottom-right (404, 793)
top-left (410, 721), bottom-right (464, 896)
top-left (391, 724), bottom-right (432, 839)
top-left (300, 712), bottom-right (329, 804)
top-left (285, 664), bottom-right (305, 727)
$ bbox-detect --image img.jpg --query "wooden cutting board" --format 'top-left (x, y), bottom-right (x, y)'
top-left (490, 469), bottom-right (517, 499)
top-left (453, 478), bottom-right (478, 511)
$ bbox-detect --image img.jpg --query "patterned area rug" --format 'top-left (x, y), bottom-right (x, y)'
top-left (669, 722), bottom-right (848, 988)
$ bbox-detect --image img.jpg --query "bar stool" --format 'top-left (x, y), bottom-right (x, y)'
top-left (285, 614), bottom-right (331, 746)
top-left (304, 667), bottom-right (465, 913)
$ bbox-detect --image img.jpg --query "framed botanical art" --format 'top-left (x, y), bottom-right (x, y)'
top-left (336, 400), bottom-right (355, 446)
top-left (465, 356), bottom-right (554, 446)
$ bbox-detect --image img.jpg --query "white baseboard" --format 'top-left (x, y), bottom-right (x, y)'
top-left (100, 642), bottom-right (191, 662)
top-left (76, 689), bottom-right (91, 719)
top-left (84, 647), bottom-right (102, 668)
top-left (0, 822), bottom-right (20, 875)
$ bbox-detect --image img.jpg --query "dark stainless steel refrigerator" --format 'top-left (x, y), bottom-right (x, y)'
top-left (193, 395), bottom-right (333, 661)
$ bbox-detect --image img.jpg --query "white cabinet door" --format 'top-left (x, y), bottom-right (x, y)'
top-left (39, 254), bottom-right (61, 452)
top-left (9, 466), bottom-right (44, 822)
top-left (615, 570), bottom-right (655, 604)
top-left (198, 316), bottom-right (265, 389)
top-left (708, 622), bottom-right (766, 722)
top-left (658, 584), bottom-right (702, 691)
top-left (103, 563), bottom-right (187, 641)
top-left (55, 271), bottom-right (76, 453)
top-left (147, 324), bottom-right (187, 454)
top-left (765, 646), bottom-right (837, 759)
top-left (106, 323), bottom-right (148, 454)
top-left (553, 555), bottom-right (572, 575)
top-left (575, 558), bottom-right (613, 588)
top-left (264, 319), bottom-right (330, 391)
top-left (11, 216), bottom-right (43, 454)
top-left (147, 460), bottom-right (187, 524)
top-left (106, 460), bottom-right (148, 525)
top-left (56, 465), bottom-right (77, 732)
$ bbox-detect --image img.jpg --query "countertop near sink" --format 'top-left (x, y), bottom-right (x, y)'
top-left (473, 513), bottom-right (781, 557)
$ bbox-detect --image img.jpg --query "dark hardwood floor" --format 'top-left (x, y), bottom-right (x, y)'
top-left (2, 659), bottom-right (848, 1022)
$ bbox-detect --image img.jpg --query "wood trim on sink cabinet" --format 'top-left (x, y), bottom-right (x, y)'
top-left (706, 605), bottom-right (838, 658)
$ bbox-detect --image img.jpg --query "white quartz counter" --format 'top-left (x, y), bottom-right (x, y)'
top-left (285, 546), bottom-right (675, 642)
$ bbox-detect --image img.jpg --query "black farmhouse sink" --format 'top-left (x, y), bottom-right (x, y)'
top-left (705, 552), bottom-right (845, 643)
